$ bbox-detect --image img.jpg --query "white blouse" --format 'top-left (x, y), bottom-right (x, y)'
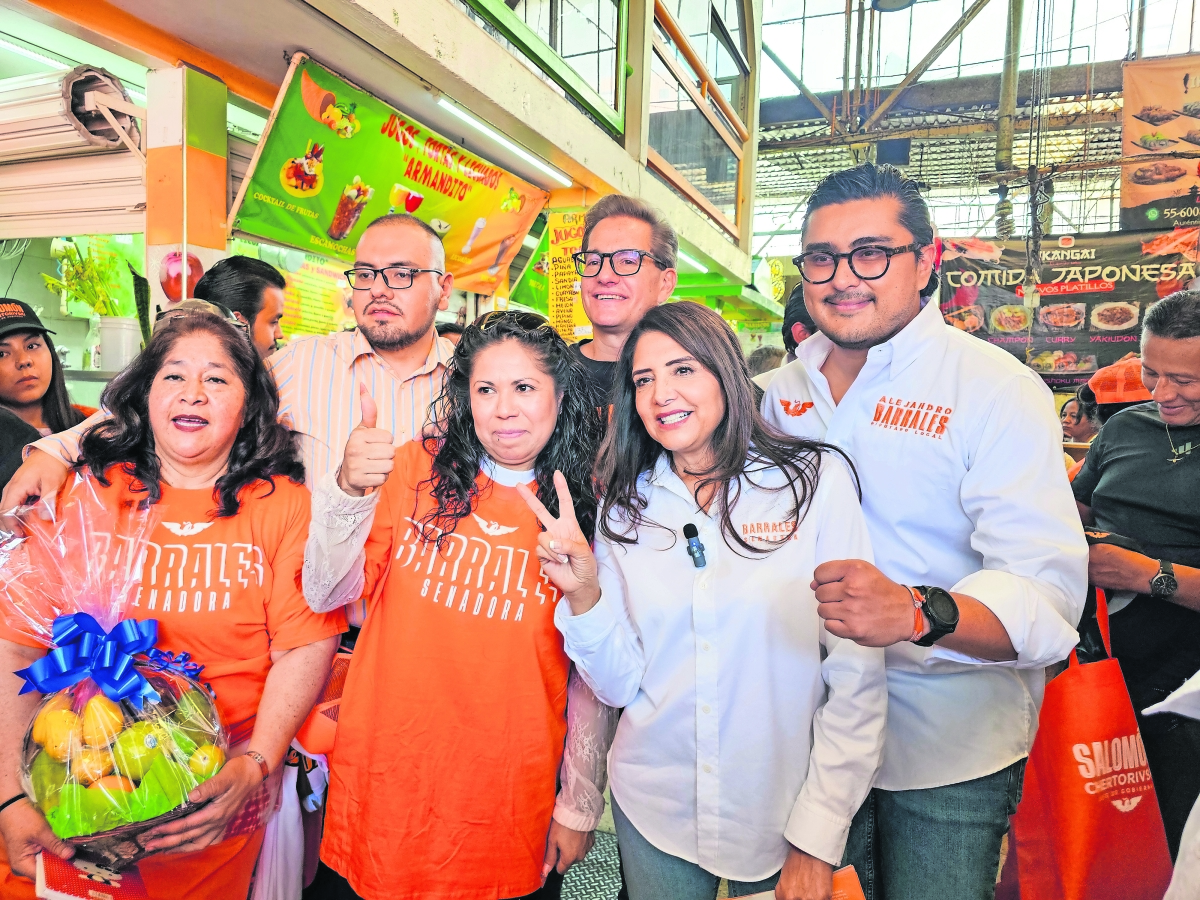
top-left (556, 453), bottom-right (887, 880)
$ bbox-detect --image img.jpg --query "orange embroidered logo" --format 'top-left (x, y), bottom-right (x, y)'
top-left (872, 396), bottom-right (952, 439)
top-left (741, 520), bottom-right (799, 543)
top-left (779, 399), bottom-right (815, 418)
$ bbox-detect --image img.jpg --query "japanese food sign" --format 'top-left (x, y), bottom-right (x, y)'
top-left (230, 55), bottom-right (549, 295)
top-left (939, 230), bottom-right (1200, 388)
top-left (1121, 54), bottom-right (1200, 231)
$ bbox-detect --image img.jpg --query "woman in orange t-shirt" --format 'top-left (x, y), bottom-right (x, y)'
top-left (0, 307), bottom-right (346, 899)
top-left (304, 311), bottom-right (608, 900)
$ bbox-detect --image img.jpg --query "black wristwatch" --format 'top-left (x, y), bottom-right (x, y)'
top-left (1149, 560), bottom-right (1178, 600)
top-left (912, 585), bottom-right (960, 647)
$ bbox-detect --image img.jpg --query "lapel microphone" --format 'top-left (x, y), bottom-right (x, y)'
top-left (683, 524), bottom-right (706, 568)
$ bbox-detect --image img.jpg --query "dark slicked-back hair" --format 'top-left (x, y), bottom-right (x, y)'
top-left (782, 284), bottom-right (817, 353)
top-left (804, 163), bottom-right (939, 297)
top-left (595, 301), bottom-right (856, 556)
top-left (1144, 290), bottom-right (1200, 340)
top-left (193, 255), bottom-right (286, 324)
top-left (79, 312), bottom-right (303, 517)
top-left (419, 310), bottom-right (604, 545)
top-left (582, 194), bottom-right (678, 269)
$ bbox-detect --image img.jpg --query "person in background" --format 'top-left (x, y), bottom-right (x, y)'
top-left (530, 301), bottom-right (886, 900)
top-left (0, 300), bottom-right (87, 437)
top-left (435, 320), bottom-right (465, 345)
top-left (746, 345), bottom-right (784, 379)
top-left (1061, 393), bottom-right (1099, 444)
top-left (0, 310), bottom-right (345, 899)
top-left (1084, 354), bottom-right (1153, 424)
top-left (762, 163), bottom-right (1088, 900)
top-left (193, 256), bottom-right (288, 360)
top-left (303, 311), bottom-right (615, 900)
top-left (570, 194), bottom-right (678, 399)
top-left (1073, 289), bottom-right (1200, 860)
top-left (754, 286), bottom-right (817, 391)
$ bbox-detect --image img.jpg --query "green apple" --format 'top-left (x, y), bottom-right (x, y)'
top-left (29, 751), bottom-right (68, 812)
top-left (173, 689), bottom-right (217, 745)
top-left (111, 722), bottom-right (164, 781)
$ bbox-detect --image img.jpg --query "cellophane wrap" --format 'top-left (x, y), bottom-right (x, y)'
top-left (0, 472), bottom-right (228, 869)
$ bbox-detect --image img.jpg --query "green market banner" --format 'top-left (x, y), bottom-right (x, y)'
top-left (939, 230), bottom-right (1200, 389)
top-left (230, 55), bottom-right (548, 295)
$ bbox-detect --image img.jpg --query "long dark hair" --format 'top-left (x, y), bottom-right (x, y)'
top-left (595, 301), bottom-right (856, 555)
top-left (419, 310), bottom-right (603, 545)
top-left (78, 312), bottom-right (303, 516)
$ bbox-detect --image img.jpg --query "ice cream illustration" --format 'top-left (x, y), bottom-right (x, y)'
top-left (462, 217), bottom-right (487, 255)
top-left (487, 233), bottom-right (519, 276)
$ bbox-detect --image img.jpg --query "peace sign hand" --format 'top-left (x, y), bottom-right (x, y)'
top-left (517, 471), bottom-right (601, 616)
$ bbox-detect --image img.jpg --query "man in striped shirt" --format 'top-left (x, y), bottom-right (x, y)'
top-left (1, 214), bottom-right (456, 571)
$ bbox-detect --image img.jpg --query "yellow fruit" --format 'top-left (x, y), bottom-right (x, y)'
top-left (71, 747), bottom-right (114, 785)
top-left (188, 744), bottom-right (225, 779)
top-left (39, 710), bottom-right (81, 762)
top-left (90, 774), bottom-right (135, 793)
top-left (31, 695), bottom-right (73, 745)
top-left (81, 696), bottom-right (125, 748)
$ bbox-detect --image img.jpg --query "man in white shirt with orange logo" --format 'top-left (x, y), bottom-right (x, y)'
top-left (762, 164), bottom-right (1088, 900)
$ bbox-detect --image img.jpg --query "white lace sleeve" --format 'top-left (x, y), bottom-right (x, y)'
top-left (553, 665), bottom-right (620, 832)
top-left (302, 472), bottom-right (380, 613)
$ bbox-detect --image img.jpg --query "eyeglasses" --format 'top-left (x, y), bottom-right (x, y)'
top-left (793, 243), bottom-right (923, 285)
top-left (572, 249), bottom-right (665, 278)
top-left (344, 265), bottom-right (446, 291)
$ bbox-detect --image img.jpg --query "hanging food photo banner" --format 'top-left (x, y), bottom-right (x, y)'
top-left (229, 55), bottom-right (549, 295)
top-left (939, 230), bottom-right (1200, 389)
top-left (1121, 54), bottom-right (1200, 231)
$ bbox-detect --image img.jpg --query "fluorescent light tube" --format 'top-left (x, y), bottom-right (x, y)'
top-left (437, 97), bottom-right (572, 188)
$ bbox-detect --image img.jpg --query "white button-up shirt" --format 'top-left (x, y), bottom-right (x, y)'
top-left (762, 297), bottom-right (1088, 791)
top-left (556, 455), bottom-right (887, 879)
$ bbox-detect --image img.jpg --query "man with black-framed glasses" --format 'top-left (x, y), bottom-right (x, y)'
top-left (569, 194), bottom-right (678, 397)
top-left (762, 164), bottom-right (1088, 900)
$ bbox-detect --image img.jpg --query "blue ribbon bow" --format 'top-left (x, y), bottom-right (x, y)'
top-left (145, 648), bottom-right (205, 681)
top-left (15, 613), bottom-right (162, 709)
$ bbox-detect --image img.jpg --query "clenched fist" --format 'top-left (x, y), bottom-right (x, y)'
top-left (812, 559), bottom-right (919, 647)
top-left (337, 384), bottom-right (396, 497)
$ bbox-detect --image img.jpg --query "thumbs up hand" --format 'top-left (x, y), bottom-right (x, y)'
top-left (337, 384), bottom-right (396, 497)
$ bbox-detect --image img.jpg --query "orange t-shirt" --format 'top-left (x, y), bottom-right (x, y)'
top-left (322, 442), bottom-right (570, 900)
top-left (0, 470), bottom-right (347, 743)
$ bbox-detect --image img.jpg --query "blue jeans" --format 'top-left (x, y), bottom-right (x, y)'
top-left (611, 795), bottom-right (781, 900)
top-left (841, 759), bottom-right (1025, 900)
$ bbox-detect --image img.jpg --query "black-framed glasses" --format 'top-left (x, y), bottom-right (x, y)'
top-left (344, 265), bottom-right (446, 291)
top-left (572, 249), bottom-right (665, 278)
top-left (793, 243), bottom-right (923, 285)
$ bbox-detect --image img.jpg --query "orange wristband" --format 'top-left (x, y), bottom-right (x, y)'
top-left (908, 587), bottom-right (927, 642)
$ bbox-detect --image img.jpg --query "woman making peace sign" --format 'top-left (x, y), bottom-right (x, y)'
top-left (303, 311), bottom-right (615, 900)
top-left (521, 302), bottom-right (887, 900)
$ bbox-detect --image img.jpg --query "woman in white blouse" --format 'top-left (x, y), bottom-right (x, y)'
top-left (518, 301), bottom-right (887, 900)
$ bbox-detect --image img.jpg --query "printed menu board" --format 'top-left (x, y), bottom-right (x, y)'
top-left (939, 230), bottom-right (1200, 388)
top-left (230, 54), bottom-right (548, 295)
top-left (545, 211), bottom-right (592, 340)
top-left (1121, 54), bottom-right (1200, 231)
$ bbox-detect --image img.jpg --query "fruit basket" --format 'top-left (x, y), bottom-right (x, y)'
top-left (0, 474), bottom-right (227, 870)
